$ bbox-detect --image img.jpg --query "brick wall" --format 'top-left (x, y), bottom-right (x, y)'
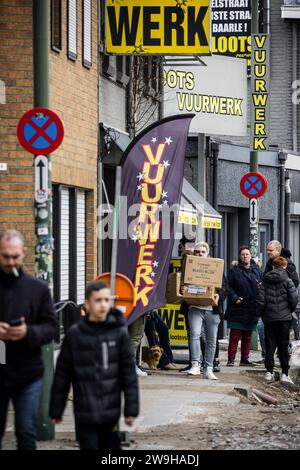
top-left (0, 0), bottom-right (99, 280)
top-left (0, 0), bottom-right (35, 271)
top-left (50, 0), bottom-right (99, 280)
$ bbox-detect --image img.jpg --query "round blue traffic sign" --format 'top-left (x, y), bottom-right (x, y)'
top-left (17, 107), bottom-right (64, 155)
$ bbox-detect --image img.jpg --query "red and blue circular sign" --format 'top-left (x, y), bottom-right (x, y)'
top-left (17, 107), bottom-right (64, 155)
top-left (240, 172), bottom-right (268, 199)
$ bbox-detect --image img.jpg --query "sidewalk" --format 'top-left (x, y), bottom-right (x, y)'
top-left (3, 348), bottom-right (266, 450)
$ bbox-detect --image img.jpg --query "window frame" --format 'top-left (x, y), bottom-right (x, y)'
top-left (67, 0), bottom-right (78, 61)
top-left (51, 0), bottom-right (62, 53)
top-left (82, 0), bottom-right (92, 69)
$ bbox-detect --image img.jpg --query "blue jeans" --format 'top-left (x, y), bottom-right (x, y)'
top-left (188, 307), bottom-right (220, 368)
top-left (257, 318), bottom-right (266, 358)
top-left (0, 378), bottom-right (43, 450)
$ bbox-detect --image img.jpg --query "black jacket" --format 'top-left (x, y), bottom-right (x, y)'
top-left (225, 261), bottom-right (262, 325)
top-left (49, 309), bottom-right (139, 426)
top-left (0, 268), bottom-right (57, 389)
top-left (257, 268), bottom-right (299, 323)
top-left (213, 274), bottom-right (228, 316)
top-left (264, 256), bottom-right (299, 288)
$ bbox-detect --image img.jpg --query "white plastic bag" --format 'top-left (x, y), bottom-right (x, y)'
top-left (290, 340), bottom-right (300, 368)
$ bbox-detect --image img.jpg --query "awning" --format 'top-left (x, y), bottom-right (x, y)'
top-left (180, 178), bottom-right (222, 229)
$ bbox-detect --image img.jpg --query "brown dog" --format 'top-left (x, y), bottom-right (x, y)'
top-left (142, 345), bottom-right (164, 369)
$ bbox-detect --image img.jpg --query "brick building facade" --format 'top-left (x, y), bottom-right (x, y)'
top-left (0, 0), bottom-right (99, 303)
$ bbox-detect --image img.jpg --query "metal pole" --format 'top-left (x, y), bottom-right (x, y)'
top-left (278, 153), bottom-right (287, 245)
top-left (285, 171), bottom-right (291, 249)
top-left (33, 0), bottom-right (55, 441)
top-left (110, 166), bottom-right (122, 304)
top-left (211, 142), bottom-right (219, 258)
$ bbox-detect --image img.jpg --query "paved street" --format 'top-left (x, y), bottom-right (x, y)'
top-left (3, 348), bottom-right (300, 450)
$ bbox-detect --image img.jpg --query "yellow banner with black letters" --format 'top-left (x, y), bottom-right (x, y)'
top-left (106, 0), bottom-right (211, 55)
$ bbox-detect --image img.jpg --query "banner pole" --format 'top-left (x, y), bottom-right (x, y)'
top-left (110, 166), bottom-right (122, 305)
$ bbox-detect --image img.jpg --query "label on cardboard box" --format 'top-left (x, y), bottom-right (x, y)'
top-left (187, 285), bottom-right (208, 295)
top-left (183, 255), bottom-right (224, 288)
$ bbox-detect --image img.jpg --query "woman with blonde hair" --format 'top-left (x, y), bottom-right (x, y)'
top-left (186, 242), bottom-right (227, 380)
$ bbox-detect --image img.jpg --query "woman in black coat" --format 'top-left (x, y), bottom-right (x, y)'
top-left (225, 245), bottom-right (262, 367)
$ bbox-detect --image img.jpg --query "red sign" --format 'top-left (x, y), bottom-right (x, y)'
top-left (17, 107), bottom-right (64, 155)
top-left (240, 172), bottom-right (268, 199)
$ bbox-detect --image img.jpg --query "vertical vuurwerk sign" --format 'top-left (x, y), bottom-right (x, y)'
top-left (251, 34), bottom-right (270, 151)
top-left (105, 0), bottom-right (211, 55)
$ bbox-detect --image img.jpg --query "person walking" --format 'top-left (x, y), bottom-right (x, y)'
top-left (49, 280), bottom-right (139, 450)
top-left (0, 230), bottom-right (57, 450)
top-left (225, 246), bottom-right (262, 367)
top-left (262, 242), bottom-right (299, 360)
top-left (186, 242), bottom-right (226, 380)
top-left (257, 256), bottom-right (298, 384)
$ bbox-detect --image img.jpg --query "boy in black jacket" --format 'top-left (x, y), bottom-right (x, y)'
top-left (49, 280), bottom-right (139, 450)
top-left (257, 256), bottom-right (298, 385)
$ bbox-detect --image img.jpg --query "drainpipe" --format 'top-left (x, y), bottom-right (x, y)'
top-left (285, 170), bottom-right (291, 250)
top-left (292, 21), bottom-right (298, 152)
top-left (211, 141), bottom-right (220, 258)
top-left (278, 152), bottom-right (287, 245)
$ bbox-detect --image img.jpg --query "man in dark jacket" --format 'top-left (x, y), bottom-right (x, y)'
top-left (257, 256), bottom-right (298, 384)
top-left (0, 230), bottom-right (57, 450)
top-left (49, 280), bottom-right (139, 451)
top-left (264, 240), bottom-right (299, 288)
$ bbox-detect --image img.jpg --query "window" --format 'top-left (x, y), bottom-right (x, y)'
top-left (82, 0), bottom-right (92, 68)
top-left (53, 186), bottom-right (86, 304)
top-left (76, 190), bottom-right (86, 304)
top-left (51, 0), bottom-right (62, 52)
top-left (116, 56), bottom-right (130, 85)
top-left (67, 0), bottom-right (77, 60)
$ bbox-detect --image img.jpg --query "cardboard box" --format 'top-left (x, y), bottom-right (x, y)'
top-left (182, 255), bottom-right (224, 288)
top-left (166, 272), bottom-right (182, 305)
top-left (166, 272), bottom-right (217, 307)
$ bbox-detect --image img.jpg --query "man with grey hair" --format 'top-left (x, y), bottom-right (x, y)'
top-left (0, 230), bottom-right (57, 450)
top-left (264, 240), bottom-right (299, 288)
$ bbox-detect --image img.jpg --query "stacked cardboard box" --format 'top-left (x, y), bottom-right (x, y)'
top-left (166, 255), bottom-right (224, 307)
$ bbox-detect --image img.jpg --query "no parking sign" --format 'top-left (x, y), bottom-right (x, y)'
top-left (240, 172), bottom-right (268, 199)
top-left (17, 107), bottom-right (64, 154)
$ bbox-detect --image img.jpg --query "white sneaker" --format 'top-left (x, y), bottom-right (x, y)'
top-left (281, 374), bottom-right (294, 384)
top-left (136, 365), bottom-right (148, 377)
top-left (265, 372), bottom-right (275, 382)
top-left (203, 367), bottom-right (218, 380)
top-left (187, 362), bottom-right (201, 376)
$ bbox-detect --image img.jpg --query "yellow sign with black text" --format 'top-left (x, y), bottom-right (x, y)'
top-left (106, 0), bottom-right (211, 55)
top-left (202, 217), bottom-right (222, 229)
top-left (251, 34), bottom-right (270, 151)
top-left (178, 210), bottom-right (198, 226)
top-left (157, 305), bottom-right (188, 346)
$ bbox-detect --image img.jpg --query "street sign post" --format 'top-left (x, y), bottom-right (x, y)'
top-left (240, 171), bottom-right (268, 268)
top-left (34, 155), bottom-right (49, 204)
top-left (249, 198), bottom-right (258, 226)
top-left (16, 19), bottom-right (65, 441)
